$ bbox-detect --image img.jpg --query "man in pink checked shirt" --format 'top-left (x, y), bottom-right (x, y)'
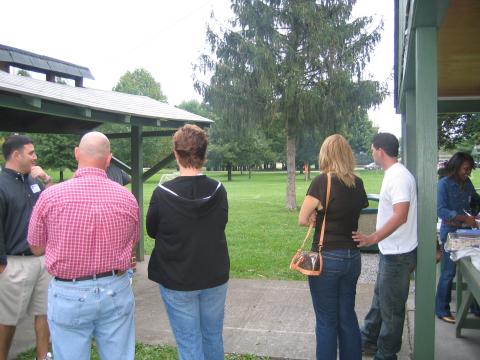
top-left (28, 131), bottom-right (139, 360)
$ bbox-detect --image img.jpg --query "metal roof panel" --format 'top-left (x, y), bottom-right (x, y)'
top-left (0, 71), bottom-right (212, 125)
top-left (0, 49), bottom-right (13, 62)
top-left (10, 52), bottom-right (34, 67)
top-left (0, 44), bottom-right (95, 79)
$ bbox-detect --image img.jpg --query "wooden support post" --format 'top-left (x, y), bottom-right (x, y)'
top-left (413, 26), bottom-right (437, 360)
top-left (46, 72), bottom-right (55, 82)
top-left (131, 125), bottom-right (144, 262)
top-left (405, 89), bottom-right (416, 175)
top-left (75, 77), bottom-right (83, 87)
top-left (0, 62), bottom-right (10, 73)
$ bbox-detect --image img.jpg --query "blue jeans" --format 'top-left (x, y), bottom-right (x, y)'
top-left (361, 249), bottom-right (416, 360)
top-left (47, 273), bottom-right (135, 360)
top-left (160, 282), bottom-right (228, 360)
top-left (436, 228), bottom-right (480, 317)
top-left (436, 228), bottom-right (456, 317)
top-left (308, 249), bottom-right (362, 360)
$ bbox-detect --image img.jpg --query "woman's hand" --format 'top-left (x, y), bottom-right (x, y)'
top-left (460, 215), bottom-right (476, 228)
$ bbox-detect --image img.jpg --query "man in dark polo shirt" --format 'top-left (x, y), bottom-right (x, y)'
top-left (106, 162), bottom-right (131, 186)
top-left (0, 135), bottom-right (53, 360)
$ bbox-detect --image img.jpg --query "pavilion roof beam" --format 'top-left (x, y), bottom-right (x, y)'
top-left (396, 0), bottom-right (452, 113)
top-left (106, 130), bottom-right (177, 139)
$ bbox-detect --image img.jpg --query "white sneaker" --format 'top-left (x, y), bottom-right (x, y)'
top-left (36, 352), bottom-right (53, 360)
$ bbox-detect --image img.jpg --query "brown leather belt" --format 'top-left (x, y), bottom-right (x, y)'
top-left (55, 270), bottom-right (126, 282)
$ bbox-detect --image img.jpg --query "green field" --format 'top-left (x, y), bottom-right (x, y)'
top-left (133, 169), bottom-right (384, 280)
top-left (48, 168), bottom-right (480, 281)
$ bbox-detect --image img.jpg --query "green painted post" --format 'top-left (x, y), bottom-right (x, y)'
top-left (413, 26), bottom-right (438, 360)
top-left (131, 125), bottom-right (145, 261)
top-left (401, 113), bottom-right (407, 164)
top-left (405, 89), bottom-right (416, 175)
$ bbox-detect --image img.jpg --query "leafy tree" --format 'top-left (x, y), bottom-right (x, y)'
top-left (103, 69), bottom-right (170, 167)
top-left (16, 69), bottom-right (31, 77)
top-left (344, 110), bottom-right (378, 164)
top-left (178, 100), bottom-right (275, 180)
top-left (31, 134), bottom-right (78, 181)
top-left (113, 68), bottom-right (167, 102)
top-left (177, 100), bottom-right (212, 118)
top-left (438, 113), bottom-right (480, 151)
top-left (196, 0), bottom-right (385, 209)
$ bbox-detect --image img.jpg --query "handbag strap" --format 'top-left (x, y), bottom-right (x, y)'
top-left (317, 173), bottom-right (331, 252)
top-left (299, 173), bottom-right (332, 251)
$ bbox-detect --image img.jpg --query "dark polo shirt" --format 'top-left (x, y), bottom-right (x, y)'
top-left (0, 168), bottom-right (44, 265)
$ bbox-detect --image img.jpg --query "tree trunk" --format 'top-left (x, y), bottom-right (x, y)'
top-left (248, 166), bottom-right (252, 179)
top-left (227, 163), bottom-right (232, 182)
top-left (59, 170), bottom-right (64, 182)
top-left (285, 133), bottom-right (297, 210)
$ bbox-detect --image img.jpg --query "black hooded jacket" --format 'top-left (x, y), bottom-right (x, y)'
top-left (146, 175), bottom-right (229, 291)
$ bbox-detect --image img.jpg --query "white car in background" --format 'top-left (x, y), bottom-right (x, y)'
top-left (364, 162), bottom-right (380, 170)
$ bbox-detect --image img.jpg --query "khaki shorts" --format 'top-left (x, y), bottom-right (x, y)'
top-left (0, 255), bottom-right (51, 326)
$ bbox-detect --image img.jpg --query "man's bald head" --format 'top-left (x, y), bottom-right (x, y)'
top-left (75, 132), bottom-right (112, 170)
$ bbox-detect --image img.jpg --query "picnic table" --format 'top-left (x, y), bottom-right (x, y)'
top-left (456, 257), bottom-right (480, 337)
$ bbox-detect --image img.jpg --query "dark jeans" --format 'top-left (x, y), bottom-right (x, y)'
top-left (435, 229), bottom-right (456, 317)
top-left (361, 249), bottom-right (417, 360)
top-left (308, 248), bottom-right (362, 360)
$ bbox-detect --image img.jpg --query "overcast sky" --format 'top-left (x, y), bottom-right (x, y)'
top-left (0, 0), bottom-right (400, 136)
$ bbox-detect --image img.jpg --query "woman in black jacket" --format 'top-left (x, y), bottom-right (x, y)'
top-left (147, 124), bottom-right (229, 360)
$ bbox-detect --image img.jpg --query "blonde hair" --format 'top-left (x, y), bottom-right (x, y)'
top-left (319, 134), bottom-right (356, 188)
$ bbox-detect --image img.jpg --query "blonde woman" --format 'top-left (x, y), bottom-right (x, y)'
top-left (298, 134), bottom-right (368, 360)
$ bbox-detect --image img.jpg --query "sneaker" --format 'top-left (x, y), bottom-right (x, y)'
top-left (36, 352), bottom-right (53, 360)
top-left (437, 314), bottom-right (455, 324)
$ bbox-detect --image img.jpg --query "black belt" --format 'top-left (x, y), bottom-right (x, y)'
top-left (54, 270), bottom-right (126, 282)
top-left (13, 250), bottom-right (33, 256)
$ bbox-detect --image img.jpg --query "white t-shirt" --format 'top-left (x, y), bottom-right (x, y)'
top-left (377, 162), bottom-right (418, 254)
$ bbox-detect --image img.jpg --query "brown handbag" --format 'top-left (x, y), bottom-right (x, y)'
top-left (289, 173), bottom-right (331, 276)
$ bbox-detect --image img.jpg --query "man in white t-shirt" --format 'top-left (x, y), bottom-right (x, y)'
top-left (353, 133), bottom-right (417, 360)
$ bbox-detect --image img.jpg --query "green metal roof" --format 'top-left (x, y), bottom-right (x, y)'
top-left (0, 44), bottom-right (94, 80)
top-left (0, 71), bottom-right (213, 134)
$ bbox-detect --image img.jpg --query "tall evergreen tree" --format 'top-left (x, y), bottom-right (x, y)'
top-left (196, 0), bottom-right (384, 209)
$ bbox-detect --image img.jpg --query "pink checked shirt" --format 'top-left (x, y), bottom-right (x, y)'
top-left (28, 167), bottom-right (139, 279)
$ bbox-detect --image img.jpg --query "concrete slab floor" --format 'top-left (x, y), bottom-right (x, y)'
top-left (8, 258), bottom-right (480, 360)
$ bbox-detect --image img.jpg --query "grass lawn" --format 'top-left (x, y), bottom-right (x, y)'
top-left (48, 168), bottom-right (480, 280)
top-left (141, 169), bottom-right (385, 280)
top-left (16, 343), bottom-right (268, 360)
